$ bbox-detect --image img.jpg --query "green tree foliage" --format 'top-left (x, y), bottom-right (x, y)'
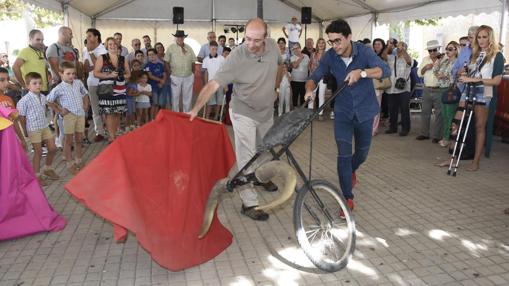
top-left (0, 0), bottom-right (63, 27)
top-left (390, 17), bottom-right (441, 44)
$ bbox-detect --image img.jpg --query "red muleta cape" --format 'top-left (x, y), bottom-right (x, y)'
top-left (65, 111), bottom-right (235, 271)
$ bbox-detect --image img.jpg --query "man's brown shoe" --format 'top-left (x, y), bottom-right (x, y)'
top-left (241, 205), bottom-right (269, 221)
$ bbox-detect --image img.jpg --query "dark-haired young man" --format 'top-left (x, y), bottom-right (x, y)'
top-left (83, 28), bottom-right (107, 142)
top-left (305, 19), bottom-right (390, 216)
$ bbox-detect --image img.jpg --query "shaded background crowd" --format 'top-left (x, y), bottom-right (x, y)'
top-left (0, 19), bottom-right (506, 188)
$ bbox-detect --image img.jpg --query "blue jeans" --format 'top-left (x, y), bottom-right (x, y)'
top-left (334, 115), bottom-right (373, 200)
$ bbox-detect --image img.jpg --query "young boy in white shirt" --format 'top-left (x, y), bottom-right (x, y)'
top-left (47, 62), bottom-right (89, 175)
top-left (202, 41), bottom-right (225, 120)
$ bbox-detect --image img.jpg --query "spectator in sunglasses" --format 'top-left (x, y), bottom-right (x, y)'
top-left (416, 40), bottom-right (443, 143)
top-left (451, 26), bottom-right (479, 80)
top-left (433, 41), bottom-right (460, 147)
top-left (459, 36), bottom-right (469, 48)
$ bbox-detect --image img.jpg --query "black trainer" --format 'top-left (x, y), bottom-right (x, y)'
top-left (241, 205), bottom-right (269, 221)
top-left (254, 180), bottom-right (278, 192)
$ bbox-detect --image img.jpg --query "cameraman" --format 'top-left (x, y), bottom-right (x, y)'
top-left (384, 41), bottom-right (412, 136)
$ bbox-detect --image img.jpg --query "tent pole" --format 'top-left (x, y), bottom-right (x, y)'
top-left (371, 13), bottom-right (377, 41)
top-left (304, 24), bottom-right (307, 43)
top-left (154, 21), bottom-right (157, 43)
top-left (212, 0), bottom-right (216, 31)
top-left (62, 1), bottom-right (70, 26)
top-left (500, 0), bottom-right (508, 50)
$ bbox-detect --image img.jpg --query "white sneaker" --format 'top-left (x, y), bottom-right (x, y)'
top-left (439, 139), bottom-right (449, 147)
top-left (330, 111), bottom-right (335, 120)
top-left (55, 137), bottom-right (63, 149)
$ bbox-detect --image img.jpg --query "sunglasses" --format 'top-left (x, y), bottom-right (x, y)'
top-left (446, 47), bottom-right (456, 52)
top-left (428, 49), bottom-right (438, 53)
top-left (327, 38), bottom-right (342, 46)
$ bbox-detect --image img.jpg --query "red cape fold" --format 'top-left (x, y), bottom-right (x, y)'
top-left (65, 111), bottom-right (235, 271)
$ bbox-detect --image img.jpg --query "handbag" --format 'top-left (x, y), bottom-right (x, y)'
top-left (97, 84), bottom-right (113, 97)
top-left (393, 56), bottom-right (408, 90)
top-left (441, 84), bottom-right (462, 104)
top-left (374, 77), bottom-right (391, 90)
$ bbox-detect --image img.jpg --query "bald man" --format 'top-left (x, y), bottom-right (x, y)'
top-left (189, 18), bottom-right (283, 221)
top-left (46, 26), bottom-right (81, 85)
top-left (46, 26), bottom-right (82, 148)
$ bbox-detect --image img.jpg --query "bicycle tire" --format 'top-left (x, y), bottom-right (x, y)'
top-left (293, 179), bottom-right (356, 272)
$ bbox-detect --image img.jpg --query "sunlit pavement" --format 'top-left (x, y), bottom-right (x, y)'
top-left (1, 114), bottom-right (509, 286)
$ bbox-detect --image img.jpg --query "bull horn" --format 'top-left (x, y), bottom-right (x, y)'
top-left (254, 161), bottom-right (297, 212)
top-left (198, 178), bottom-right (229, 239)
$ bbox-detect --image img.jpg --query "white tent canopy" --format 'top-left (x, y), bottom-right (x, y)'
top-left (26, 0), bottom-right (508, 54)
top-left (29, 0), bottom-right (506, 23)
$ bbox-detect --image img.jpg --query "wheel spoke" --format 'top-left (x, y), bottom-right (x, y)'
top-left (295, 180), bottom-right (356, 272)
top-left (306, 228), bottom-right (321, 242)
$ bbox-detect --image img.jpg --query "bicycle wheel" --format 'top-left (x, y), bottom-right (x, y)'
top-left (293, 179), bottom-right (356, 272)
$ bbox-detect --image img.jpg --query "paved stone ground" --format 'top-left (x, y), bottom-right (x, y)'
top-left (1, 114), bottom-right (509, 286)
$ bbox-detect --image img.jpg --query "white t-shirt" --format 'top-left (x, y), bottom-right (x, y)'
top-left (136, 83), bottom-right (152, 103)
top-left (290, 54), bottom-right (310, 82)
top-left (285, 23), bottom-right (302, 42)
top-left (341, 56), bottom-right (353, 67)
top-left (83, 44), bottom-right (107, 87)
top-left (202, 55), bottom-right (225, 81)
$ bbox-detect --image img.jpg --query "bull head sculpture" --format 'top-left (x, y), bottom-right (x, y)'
top-left (198, 160), bottom-right (297, 239)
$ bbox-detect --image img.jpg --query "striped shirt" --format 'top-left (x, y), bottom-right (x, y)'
top-left (17, 91), bottom-right (49, 132)
top-left (47, 80), bottom-right (89, 116)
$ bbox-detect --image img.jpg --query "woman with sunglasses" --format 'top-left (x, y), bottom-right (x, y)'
top-left (433, 41), bottom-right (460, 147)
top-left (456, 25), bottom-right (504, 171)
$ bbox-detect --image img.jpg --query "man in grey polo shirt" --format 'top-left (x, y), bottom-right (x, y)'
top-left (189, 18), bottom-right (283, 221)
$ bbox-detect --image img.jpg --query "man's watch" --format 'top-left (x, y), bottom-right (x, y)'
top-left (360, 69), bottom-right (367, 78)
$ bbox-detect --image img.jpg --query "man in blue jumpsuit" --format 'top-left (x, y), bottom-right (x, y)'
top-left (305, 19), bottom-right (390, 216)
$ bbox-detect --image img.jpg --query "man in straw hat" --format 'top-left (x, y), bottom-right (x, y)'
top-left (165, 30), bottom-right (196, 112)
top-left (416, 39), bottom-right (443, 143)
